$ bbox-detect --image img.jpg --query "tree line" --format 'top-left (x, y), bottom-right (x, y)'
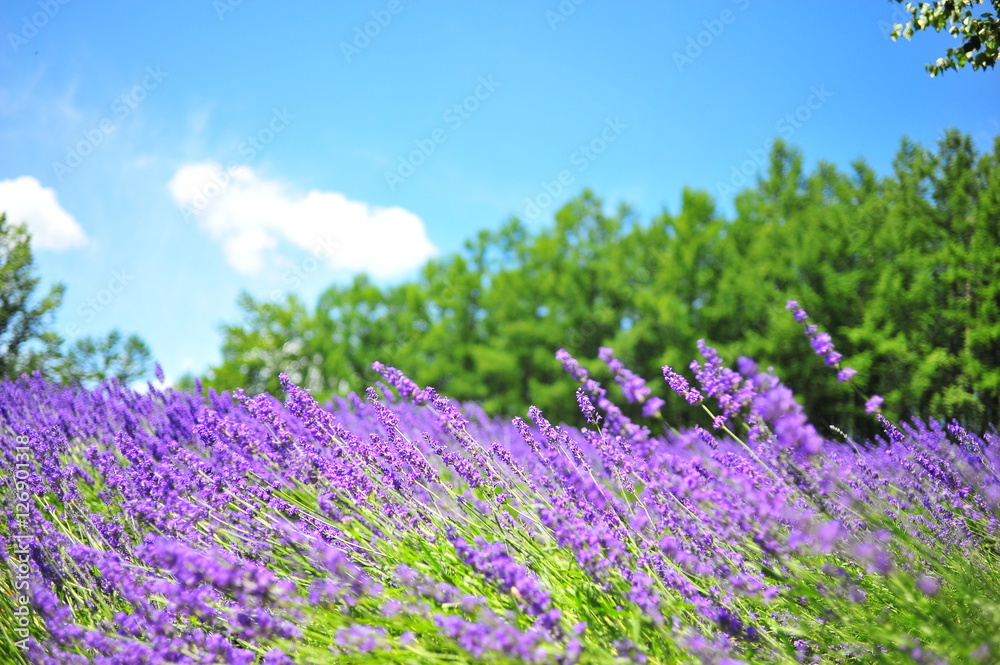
top-left (3, 0), bottom-right (995, 418)
top-left (202, 130), bottom-right (1000, 436)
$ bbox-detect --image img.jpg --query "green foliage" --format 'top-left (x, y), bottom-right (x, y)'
top-left (889, 0), bottom-right (1000, 76)
top-left (0, 212), bottom-right (153, 386)
top-left (54, 330), bottom-right (152, 386)
top-left (0, 213), bottom-right (65, 378)
top-left (206, 131), bottom-right (1000, 434)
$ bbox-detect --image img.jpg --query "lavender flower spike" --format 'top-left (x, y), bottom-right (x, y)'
top-left (786, 299), bottom-right (857, 382)
top-left (865, 395), bottom-right (884, 413)
top-left (662, 366), bottom-right (703, 405)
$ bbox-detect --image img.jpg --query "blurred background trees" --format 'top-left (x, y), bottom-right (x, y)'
top-left (7, 130), bottom-right (993, 436)
top-left (203, 130), bottom-right (1000, 436)
top-left (0, 212), bottom-right (152, 387)
top-left (55, 331), bottom-right (151, 386)
top-left (0, 213), bottom-right (65, 379)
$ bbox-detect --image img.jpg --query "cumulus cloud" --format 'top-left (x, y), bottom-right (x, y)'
top-left (0, 176), bottom-right (88, 250)
top-left (168, 162), bottom-right (437, 278)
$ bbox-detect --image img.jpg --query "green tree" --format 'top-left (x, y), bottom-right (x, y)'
top-left (890, 0), bottom-right (999, 76)
top-left (964, 136), bottom-right (1000, 422)
top-left (209, 291), bottom-right (316, 398)
top-left (619, 188), bottom-right (724, 414)
top-left (56, 330), bottom-right (152, 386)
top-left (0, 213), bottom-right (65, 378)
top-left (206, 132), bottom-right (1000, 434)
top-left (0, 211), bottom-right (154, 386)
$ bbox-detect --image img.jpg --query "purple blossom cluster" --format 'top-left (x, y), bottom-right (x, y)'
top-left (785, 300), bottom-right (883, 414)
top-left (0, 333), bottom-right (998, 664)
top-left (786, 300), bottom-right (856, 382)
top-left (689, 340), bottom-right (757, 431)
top-left (597, 347), bottom-right (666, 419)
top-left (786, 300), bottom-right (887, 415)
top-left (556, 348), bottom-right (651, 443)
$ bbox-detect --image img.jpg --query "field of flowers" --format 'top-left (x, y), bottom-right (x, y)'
top-left (2, 304), bottom-right (999, 664)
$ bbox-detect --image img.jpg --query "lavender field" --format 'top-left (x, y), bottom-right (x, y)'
top-left (2, 305), bottom-right (999, 664)
top-left (3, 1), bottom-right (998, 663)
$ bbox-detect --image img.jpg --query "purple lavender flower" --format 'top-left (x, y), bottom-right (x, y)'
top-left (371, 361), bottom-right (427, 403)
top-left (836, 367), bottom-right (857, 383)
top-left (5, 318), bottom-right (1000, 665)
top-left (786, 300), bottom-right (809, 323)
top-left (750, 379), bottom-right (824, 456)
top-left (662, 366), bottom-right (703, 405)
top-left (877, 413), bottom-right (905, 445)
top-left (556, 348), bottom-right (589, 383)
top-left (576, 389), bottom-right (599, 424)
top-left (335, 623), bottom-right (388, 653)
top-left (641, 396), bottom-right (665, 419)
top-left (557, 351), bottom-right (651, 442)
top-left (599, 347), bottom-right (656, 406)
top-left (810, 332), bottom-right (834, 356)
top-left (916, 575), bottom-right (941, 597)
top-left (786, 299), bottom-right (864, 398)
top-left (451, 533), bottom-right (554, 620)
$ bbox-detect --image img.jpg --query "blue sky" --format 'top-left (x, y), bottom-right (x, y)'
top-left (1, 0), bottom-right (997, 385)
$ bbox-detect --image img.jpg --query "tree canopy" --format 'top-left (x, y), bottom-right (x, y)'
top-left (890, 0), bottom-right (999, 76)
top-left (205, 130), bottom-right (1000, 437)
top-left (0, 213), bottom-right (65, 378)
top-left (0, 213), bottom-right (152, 386)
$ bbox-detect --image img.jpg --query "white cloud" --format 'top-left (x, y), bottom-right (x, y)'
top-left (0, 176), bottom-right (88, 250)
top-left (168, 162), bottom-right (437, 278)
